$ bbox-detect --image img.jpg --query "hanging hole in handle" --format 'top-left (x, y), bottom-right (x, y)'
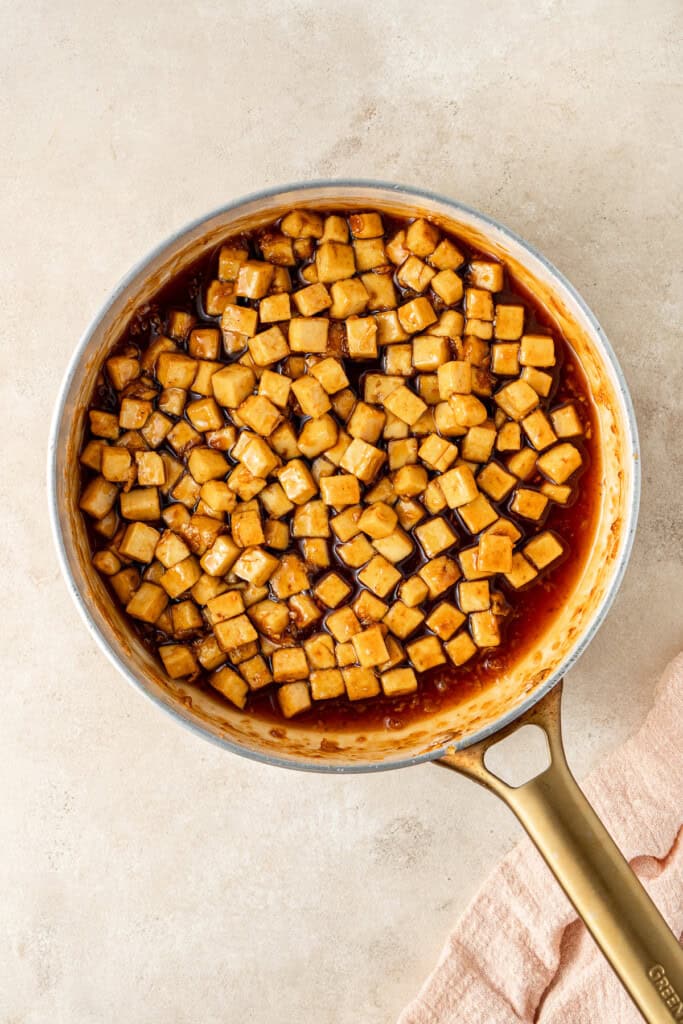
top-left (483, 724), bottom-right (551, 787)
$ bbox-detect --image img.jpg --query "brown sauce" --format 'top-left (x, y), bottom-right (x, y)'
top-left (81, 211), bottom-right (600, 732)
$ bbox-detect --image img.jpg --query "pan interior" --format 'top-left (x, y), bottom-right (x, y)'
top-left (51, 183), bottom-right (638, 771)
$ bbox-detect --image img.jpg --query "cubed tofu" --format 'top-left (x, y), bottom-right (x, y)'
top-left (439, 464), bottom-right (479, 508)
top-left (187, 447), bottom-right (229, 484)
top-left (264, 519), bottom-right (290, 549)
top-left (353, 589), bottom-right (388, 622)
top-left (328, 277), bottom-right (369, 319)
top-left (470, 610), bottom-right (501, 648)
top-left (427, 237), bottom-right (464, 271)
top-left (305, 632), bottom-right (336, 669)
top-left (507, 447), bottom-right (538, 481)
top-left (504, 552), bottom-right (539, 589)
top-left (126, 582), bottom-right (168, 623)
top-left (458, 579), bottom-right (491, 613)
top-left (248, 599), bottom-right (289, 637)
top-left (406, 635), bottom-right (445, 672)
top-left (434, 401), bottom-right (468, 437)
top-left (376, 310), bottom-right (409, 345)
top-left (210, 666), bottom-right (249, 708)
top-left (248, 325), bottom-right (290, 366)
top-left (293, 282), bottom-right (331, 317)
top-left (399, 576), bottom-right (429, 607)
top-left (389, 437), bottom-right (419, 470)
top-left (119, 522), bottom-right (160, 562)
top-left (510, 487), bottom-right (549, 521)
top-left (524, 531), bottom-right (564, 570)
top-left (259, 292), bottom-right (292, 324)
top-left (397, 255), bottom-right (435, 293)
top-left (468, 260), bottom-right (504, 292)
top-left (291, 499), bottom-right (330, 538)
top-left (445, 630), bottom-right (478, 666)
top-left (412, 334), bottom-right (450, 373)
top-left (281, 209), bottom-right (324, 239)
top-left (314, 572), bottom-right (352, 609)
top-left (271, 647), bottom-right (308, 683)
top-left (496, 421), bottom-right (522, 452)
top-left (405, 218), bottom-right (440, 257)
top-left (520, 334), bottom-right (555, 367)
top-left (316, 242), bottom-right (356, 282)
top-left (384, 385), bottom-right (427, 426)
top-left (415, 517), bottom-right (457, 557)
top-left (477, 461), bottom-right (516, 502)
top-left (206, 589), bottom-right (245, 625)
top-left (214, 613), bottom-right (258, 651)
top-left (342, 666), bottom-right (380, 701)
top-left (310, 357), bottom-right (349, 394)
top-left (326, 606), bottom-right (362, 643)
top-left (353, 237), bottom-right (387, 272)
top-left (273, 459), bottom-right (317, 506)
top-left (220, 304), bottom-right (259, 338)
top-left (339, 438), bottom-right (385, 482)
top-left (278, 682), bottom-right (312, 719)
top-left (120, 487), bottom-right (161, 522)
top-left (318, 473), bottom-right (359, 508)
top-left (346, 402), bottom-right (385, 444)
top-left (345, 316), bottom-right (378, 359)
top-left (494, 304), bottom-right (525, 340)
top-left (382, 602), bottom-right (425, 640)
top-left (449, 394), bottom-right (488, 427)
top-left (438, 360), bottom-right (472, 398)
top-left (348, 212), bottom-right (383, 238)
top-left (256, 370), bottom-right (291, 411)
top-left (358, 555), bottom-right (401, 598)
top-left (397, 297), bottom-right (437, 334)
top-left (550, 404), bottom-right (584, 438)
top-left (351, 625), bottom-right (389, 668)
top-left (475, 531), bottom-right (513, 576)
top-left (540, 481), bottom-right (573, 505)
top-left (212, 363), bottom-right (256, 408)
top-left (380, 666), bottom-right (418, 697)
top-left (235, 260), bottom-right (275, 299)
top-left (425, 602), bottom-right (466, 641)
top-left (464, 287), bottom-right (494, 321)
top-left (269, 551), bottom-right (310, 598)
top-left (291, 376), bottom-right (332, 420)
top-left (384, 344), bottom-right (413, 376)
top-left (495, 380), bottom-right (540, 420)
top-left (361, 271), bottom-right (397, 311)
top-left (321, 215), bottom-right (350, 243)
top-left (288, 317), bottom-right (329, 354)
top-left (392, 464), bottom-right (428, 498)
top-left (101, 446), bottom-right (132, 483)
top-left (491, 342), bottom-right (520, 376)
top-left (358, 502), bottom-right (398, 539)
top-left (297, 415), bottom-right (338, 459)
top-left (200, 534), bottom-right (240, 575)
top-left (522, 409), bottom-right (557, 451)
top-left (461, 424), bottom-right (497, 462)
top-left (310, 668), bottom-right (345, 700)
top-left (537, 441), bottom-right (583, 485)
top-left (418, 556), bottom-right (461, 598)
top-left (521, 366), bottom-right (554, 397)
top-left (232, 546), bottom-right (279, 586)
top-left (218, 242), bottom-right (249, 281)
top-left (301, 537), bottom-right (330, 569)
top-left (372, 528), bottom-right (414, 564)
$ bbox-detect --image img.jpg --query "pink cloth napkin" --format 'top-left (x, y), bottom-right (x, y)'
top-left (399, 653), bottom-right (683, 1024)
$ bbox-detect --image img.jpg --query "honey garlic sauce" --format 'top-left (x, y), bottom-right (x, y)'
top-left (82, 213), bottom-right (600, 733)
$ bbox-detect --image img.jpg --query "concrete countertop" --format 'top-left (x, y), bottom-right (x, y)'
top-left (2, 2), bottom-right (681, 1021)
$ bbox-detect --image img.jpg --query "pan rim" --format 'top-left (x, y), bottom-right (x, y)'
top-left (47, 178), bottom-right (640, 774)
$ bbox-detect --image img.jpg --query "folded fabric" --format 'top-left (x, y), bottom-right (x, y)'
top-left (398, 653), bottom-right (683, 1024)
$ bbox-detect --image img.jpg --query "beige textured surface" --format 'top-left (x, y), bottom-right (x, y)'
top-left (1, 1), bottom-right (682, 1021)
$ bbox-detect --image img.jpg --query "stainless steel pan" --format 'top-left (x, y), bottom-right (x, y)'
top-left (48, 182), bottom-right (683, 1022)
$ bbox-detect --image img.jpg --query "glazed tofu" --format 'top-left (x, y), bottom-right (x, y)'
top-left (406, 635), bottom-right (445, 672)
top-left (342, 666), bottom-right (380, 701)
top-left (537, 443), bottom-right (583, 484)
top-left (381, 667), bottom-right (418, 697)
top-left (476, 532), bottom-right (513, 573)
top-left (524, 531), bottom-right (564, 570)
top-left (358, 555), bottom-right (401, 598)
top-left (278, 683), bottom-right (312, 718)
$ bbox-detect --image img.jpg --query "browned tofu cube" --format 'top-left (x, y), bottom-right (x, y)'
top-left (347, 401), bottom-right (385, 444)
top-left (120, 487), bottom-right (161, 522)
top-left (277, 682), bottom-right (312, 718)
top-left (321, 215), bottom-right (349, 243)
top-left (351, 625), bottom-right (389, 667)
top-left (425, 602), bottom-right (466, 641)
top-left (392, 464), bottom-right (428, 498)
top-left (358, 555), bottom-right (401, 598)
top-left (399, 576), bottom-right (429, 607)
top-left (503, 552), bottom-right (539, 589)
top-left (264, 519), bottom-right (290, 549)
top-left (157, 352), bottom-right (198, 389)
top-left (319, 473), bottom-right (361, 508)
top-left (352, 589), bottom-right (388, 622)
top-left (291, 376), bottom-right (332, 419)
top-left (397, 255), bottom-right (435, 292)
top-left (288, 317), bottom-right (329, 354)
top-left (357, 502), bottom-right (398, 539)
top-left (439, 464), bottom-right (479, 508)
top-left (491, 342), bottom-right (520, 376)
top-left (159, 556), bottom-right (202, 598)
top-left (382, 602), bottom-right (425, 640)
top-left (248, 325), bottom-right (290, 366)
top-left (476, 462), bottom-right (516, 502)
top-left (458, 579), bottom-right (491, 613)
top-left (157, 642), bottom-right (198, 680)
top-left (353, 237), bottom-right (387, 271)
top-left (383, 344), bottom-right (413, 377)
top-left (464, 287), bottom-right (494, 321)
top-left (289, 593), bottom-right (323, 630)
top-left (438, 360), bottom-right (472, 398)
top-left (310, 357), bottom-right (349, 394)
top-left (461, 424), bottom-right (497, 462)
top-left (293, 283), bottom-right (332, 317)
top-left (510, 487), bottom-right (549, 521)
top-left (155, 530), bottom-right (191, 568)
top-left (291, 499), bottom-right (330, 539)
top-left (342, 666), bottom-right (380, 701)
top-left (89, 410), bottom-right (120, 440)
top-left (521, 366), bottom-right (553, 397)
top-left (269, 551), bottom-right (310, 598)
top-left (212, 363), bottom-right (256, 408)
top-left (376, 310), bottom-right (409, 345)
top-left (418, 555), bottom-right (461, 598)
top-left (271, 647), bottom-right (308, 683)
top-left (348, 212), bottom-right (383, 238)
top-left (187, 447), bottom-right (229, 484)
top-left (522, 409), bottom-right (557, 451)
top-left (444, 630), bottom-right (477, 666)
top-left (248, 598), bottom-right (289, 637)
top-left (449, 394), bottom-right (488, 428)
top-left (259, 368), bottom-right (293, 413)
top-left (412, 335), bottom-right (450, 374)
top-left (310, 668), bottom-right (345, 700)
top-left (477, 532), bottom-right (513, 573)
top-left (259, 292), bottom-right (292, 324)
top-left (406, 635), bottom-right (445, 672)
top-left (126, 582), bottom-right (168, 623)
top-left (405, 218), bottom-right (440, 257)
top-left (106, 354), bottom-right (140, 391)
top-left (329, 278), bottom-right (369, 319)
top-left (494, 304), bottom-right (524, 340)
top-left (281, 209), bottom-right (323, 238)
top-left (495, 380), bottom-right (540, 421)
top-left (339, 438), bottom-right (385, 482)
top-left (101, 446), bottom-right (132, 484)
top-left (232, 546), bottom-right (279, 586)
top-left (214, 613), bottom-right (258, 651)
top-left (496, 421), bottom-right (522, 452)
top-left (119, 397), bottom-right (152, 430)
top-left (389, 437), bottom-right (419, 470)
top-left (550, 404), bottom-right (583, 438)
top-left (520, 334), bottom-right (555, 367)
top-left (537, 442), bottom-right (583, 484)
top-left (277, 460), bottom-right (318, 505)
top-left (415, 517), bottom-right (457, 557)
top-left (210, 665), bottom-right (249, 707)
top-left (468, 260), bottom-right (504, 292)
top-left (523, 531), bottom-right (563, 571)
top-left (540, 481), bottom-right (573, 505)
top-left (234, 260), bottom-right (274, 300)
top-left (506, 448), bottom-right (538, 481)
top-left (236, 654), bottom-right (272, 691)
top-left (316, 242), bottom-right (356, 282)
top-left (330, 505), bottom-right (363, 542)
top-left (92, 550), bottom-right (121, 576)
top-left (383, 385), bottom-right (427, 427)
top-left (238, 395), bottom-right (282, 436)
top-left (397, 297), bottom-right (437, 334)
top-left (428, 237), bottom-right (464, 270)
top-left (361, 271), bottom-right (397, 311)
top-left (314, 572), bottom-right (352, 609)
top-left (326, 606), bottom-right (362, 643)
top-left (304, 632), bottom-right (336, 669)
top-left (344, 316), bottom-right (377, 359)
top-left (380, 666), bottom-right (418, 697)
top-left (470, 610), bottom-right (501, 648)
top-left (118, 522), bottom-right (160, 562)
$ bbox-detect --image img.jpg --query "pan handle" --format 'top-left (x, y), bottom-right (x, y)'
top-left (437, 681), bottom-right (683, 1024)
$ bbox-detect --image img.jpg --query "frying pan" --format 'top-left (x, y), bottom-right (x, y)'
top-left (48, 182), bottom-right (683, 1022)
